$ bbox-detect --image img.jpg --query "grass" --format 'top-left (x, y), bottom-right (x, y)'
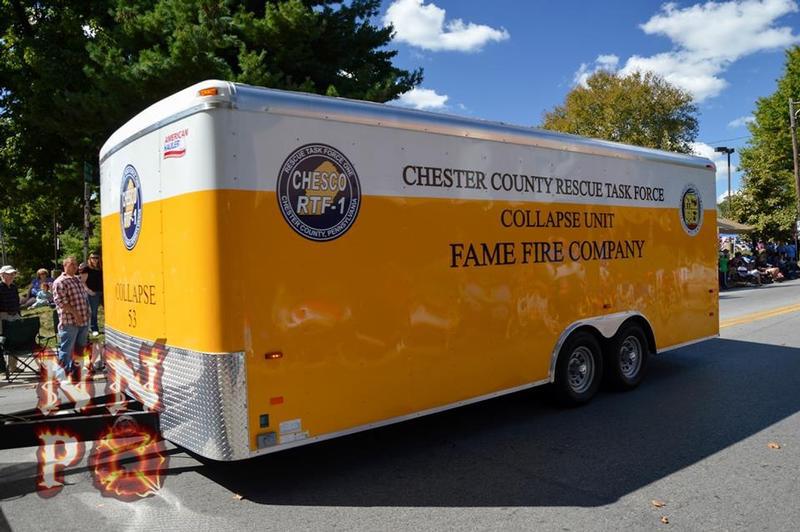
top-left (19, 290), bottom-right (105, 345)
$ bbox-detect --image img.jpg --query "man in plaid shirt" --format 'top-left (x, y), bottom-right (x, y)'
top-left (53, 256), bottom-right (90, 375)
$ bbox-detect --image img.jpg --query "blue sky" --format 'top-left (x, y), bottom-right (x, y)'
top-left (380, 0), bottom-right (800, 203)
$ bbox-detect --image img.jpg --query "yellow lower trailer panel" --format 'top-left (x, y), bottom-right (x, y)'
top-left (99, 81), bottom-right (718, 460)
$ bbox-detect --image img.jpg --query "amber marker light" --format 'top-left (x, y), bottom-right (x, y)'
top-left (265, 351), bottom-right (284, 360)
top-left (198, 87), bottom-right (219, 97)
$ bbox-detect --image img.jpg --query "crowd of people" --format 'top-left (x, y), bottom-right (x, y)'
top-left (719, 240), bottom-right (800, 289)
top-left (0, 253), bottom-right (103, 377)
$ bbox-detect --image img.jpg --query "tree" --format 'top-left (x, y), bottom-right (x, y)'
top-left (540, 70), bottom-right (699, 154)
top-left (0, 1), bottom-right (105, 276)
top-left (732, 46), bottom-right (800, 243)
top-left (1, 0), bottom-right (422, 273)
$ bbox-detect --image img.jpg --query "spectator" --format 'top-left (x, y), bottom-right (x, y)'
top-left (29, 282), bottom-right (54, 309)
top-left (0, 264), bottom-right (22, 324)
top-left (53, 257), bottom-right (90, 377)
top-left (731, 252), bottom-right (762, 286)
top-left (23, 268), bottom-right (54, 307)
top-left (0, 265), bottom-right (23, 373)
top-left (84, 251), bottom-right (103, 336)
top-left (719, 250), bottom-right (729, 290)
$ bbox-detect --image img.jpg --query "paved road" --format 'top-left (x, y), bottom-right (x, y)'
top-left (719, 277), bottom-right (800, 321)
top-left (2, 286), bottom-right (800, 531)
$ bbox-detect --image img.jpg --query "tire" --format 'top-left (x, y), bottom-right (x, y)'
top-left (604, 324), bottom-right (649, 391)
top-left (553, 330), bottom-right (603, 406)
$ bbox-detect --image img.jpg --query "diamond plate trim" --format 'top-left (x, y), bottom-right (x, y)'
top-left (105, 327), bottom-right (250, 460)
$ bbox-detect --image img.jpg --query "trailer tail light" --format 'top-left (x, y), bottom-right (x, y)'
top-left (198, 87), bottom-right (219, 97)
top-left (265, 351), bottom-right (283, 360)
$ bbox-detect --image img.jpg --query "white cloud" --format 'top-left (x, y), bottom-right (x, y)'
top-left (639, 0), bottom-right (798, 62)
top-left (393, 87), bottom-right (449, 110)
top-left (718, 191), bottom-right (735, 202)
top-left (384, 0), bottom-right (509, 52)
top-left (728, 115), bottom-right (755, 127)
top-left (574, 54), bottom-right (620, 86)
top-left (577, 0), bottom-right (800, 101)
top-left (619, 52), bottom-right (729, 101)
top-left (691, 142), bottom-right (733, 183)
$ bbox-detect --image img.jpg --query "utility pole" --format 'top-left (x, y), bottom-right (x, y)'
top-left (789, 100), bottom-right (800, 256)
top-left (0, 217), bottom-right (6, 265)
top-left (83, 162), bottom-right (94, 263)
top-left (714, 146), bottom-right (735, 217)
top-left (53, 212), bottom-right (59, 271)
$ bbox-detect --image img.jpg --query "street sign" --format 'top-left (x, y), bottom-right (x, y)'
top-left (83, 161), bottom-right (95, 184)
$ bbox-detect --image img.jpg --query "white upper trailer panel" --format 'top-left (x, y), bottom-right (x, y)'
top-left (101, 80), bottom-right (713, 171)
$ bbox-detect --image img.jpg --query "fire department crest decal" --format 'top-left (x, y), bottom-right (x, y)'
top-left (679, 183), bottom-right (703, 236)
top-left (120, 164), bottom-right (143, 250)
top-left (276, 143), bottom-right (361, 242)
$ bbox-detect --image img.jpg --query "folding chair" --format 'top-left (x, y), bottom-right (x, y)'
top-left (0, 317), bottom-right (46, 382)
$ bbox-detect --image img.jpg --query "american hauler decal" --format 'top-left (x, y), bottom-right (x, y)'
top-left (163, 128), bottom-right (188, 159)
top-left (680, 183), bottom-right (703, 236)
top-left (120, 164), bottom-right (143, 250)
top-left (277, 143), bottom-right (361, 242)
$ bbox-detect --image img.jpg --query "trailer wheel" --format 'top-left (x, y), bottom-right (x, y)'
top-left (605, 324), bottom-right (649, 390)
top-left (554, 331), bottom-right (603, 406)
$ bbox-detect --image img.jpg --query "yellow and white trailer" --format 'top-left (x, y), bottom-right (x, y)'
top-left (100, 80), bottom-right (718, 460)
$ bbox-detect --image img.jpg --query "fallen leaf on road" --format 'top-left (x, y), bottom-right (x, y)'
top-left (660, 516), bottom-right (669, 524)
top-left (651, 499), bottom-right (666, 508)
top-left (233, 493), bottom-right (244, 500)
top-left (768, 442), bottom-right (781, 450)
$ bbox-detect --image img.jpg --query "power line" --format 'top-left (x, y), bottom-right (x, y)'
top-left (699, 134), bottom-right (751, 145)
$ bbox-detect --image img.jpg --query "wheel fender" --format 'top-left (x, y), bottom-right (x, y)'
top-left (548, 311), bottom-right (654, 382)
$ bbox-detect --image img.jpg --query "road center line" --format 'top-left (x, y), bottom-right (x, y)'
top-left (720, 303), bottom-right (800, 329)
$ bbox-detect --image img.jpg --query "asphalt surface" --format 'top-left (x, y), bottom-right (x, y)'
top-left (719, 277), bottom-right (800, 320)
top-left (2, 282), bottom-right (800, 531)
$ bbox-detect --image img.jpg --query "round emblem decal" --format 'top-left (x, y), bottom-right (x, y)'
top-left (276, 143), bottom-right (361, 241)
top-left (120, 164), bottom-right (143, 250)
top-left (680, 183), bottom-right (703, 236)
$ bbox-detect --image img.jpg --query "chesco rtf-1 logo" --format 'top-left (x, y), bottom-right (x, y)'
top-left (277, 143), bottom-right (361, 242)
top-left (680, 183), bottom-right (703, 236)
top-left (120, 164), bottom-right (143, 250)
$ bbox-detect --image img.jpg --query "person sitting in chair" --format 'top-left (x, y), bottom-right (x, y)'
top-left (23, 268), bottom-right (54, 307)
top-left (29, 282), bottom-right (54, 309)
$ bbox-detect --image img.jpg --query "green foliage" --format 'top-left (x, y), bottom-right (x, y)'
top-left (717, 199), bottom-right (732, 220)
top-left (1, 0), bottom-right (422, 270)
top-left (540, 71), bottom-right (699, 154)
top-left (59, 226), bottom-right (102, 264)
top-left (58, 200), bottom-right (102, 264)
top-left (732, 47), bottom-right (800, 242)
